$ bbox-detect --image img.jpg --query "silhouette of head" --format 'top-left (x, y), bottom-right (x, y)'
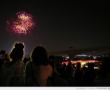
top-left (100, 57), bottom-right (110, 73)
top-left (66, 61), bottom-right (72, 69)
top-left (10, 42), bottom-right (25, 61)
top-left (67, 61), bottom-right (72, 66)
top-left (63, 63), bottom-right (66, 67)
top-left (0, 50), bottom-right (6, 55)
top-left (0, 50), bottom-right (6, 60)
top-left (88, 63), bottom-right (94, 70)
top-left (31, 46), bottom-right (49, 66)
top-left (76, 62), bottom-right (81, 69)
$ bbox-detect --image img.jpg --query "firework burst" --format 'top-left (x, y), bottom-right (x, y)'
top-left (11, 11), bottom-right (35, 35)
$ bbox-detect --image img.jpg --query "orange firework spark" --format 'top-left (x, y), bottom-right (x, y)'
top-left (12, 11), bottom-right (35, 35)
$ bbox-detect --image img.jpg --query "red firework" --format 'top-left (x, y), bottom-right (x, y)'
top-left (11, 11), bottom-right (35, 35)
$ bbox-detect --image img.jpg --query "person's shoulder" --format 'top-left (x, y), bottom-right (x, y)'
top-left (20, 61), bottom-right (25, 65)
top-left (25, 61), bottom-right (31, 65)
top-left (47, 64), bottom-right (52, 69)
top-left (4, 61), bottom-right (12, 68)
top-left (25, 61), bottom-right (32, 68)
top-left (41, 64), bottom-right (52, 71)
top-left (47, 65), bottom-right (53, 72)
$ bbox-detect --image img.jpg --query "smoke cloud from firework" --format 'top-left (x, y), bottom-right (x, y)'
top-left (10, 11), bottom-right (35, 35)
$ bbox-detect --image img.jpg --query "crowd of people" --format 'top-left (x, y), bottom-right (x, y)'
top-left (0, 42), bottom-right (110, 86)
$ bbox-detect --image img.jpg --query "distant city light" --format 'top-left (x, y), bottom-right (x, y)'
top-left (66, 56), bottom-right (69, 58)
top-left (77, 55), bottom-right (87, 56)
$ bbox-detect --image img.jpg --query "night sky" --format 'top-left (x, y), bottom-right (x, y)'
top-left (0, 0), bottom-right (110, 55)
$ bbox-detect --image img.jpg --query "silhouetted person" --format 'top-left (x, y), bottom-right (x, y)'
top-left (82, 63), bottom-right (96, 86)
top-left (72, 64), bottom-right (75, 69)
top-left (0, 50), bottom-right (6, 60)
top-left (23, 57), bottom-right (29, 65)
top-left (5, 54), bottom-right (10, 62)
top-left (66, 61), bottom-right (74, 78)
top-left (25, 46), bottom-right (52, 86)
top-left (94, 57), bottom-right (110, 86)
top-left (60, 63), bottom-right (67, 77)
top-left (73, 62), bottom-right (83, 86)
top-left (0, 42), bottom-right (25, 86)
top-left (82, 66), bottom-right (87, 71)
top-left (49, 56), bottom-right (68, 86)
top-left (0, 50), bottom-right (6, 69)
top-left (0, 53), bottom-right (3, 70)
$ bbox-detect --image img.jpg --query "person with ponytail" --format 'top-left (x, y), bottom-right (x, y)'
top-left (0, 42), bottom-right (25, 86)
top-left (25, 45), bottom-right (53, 86)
